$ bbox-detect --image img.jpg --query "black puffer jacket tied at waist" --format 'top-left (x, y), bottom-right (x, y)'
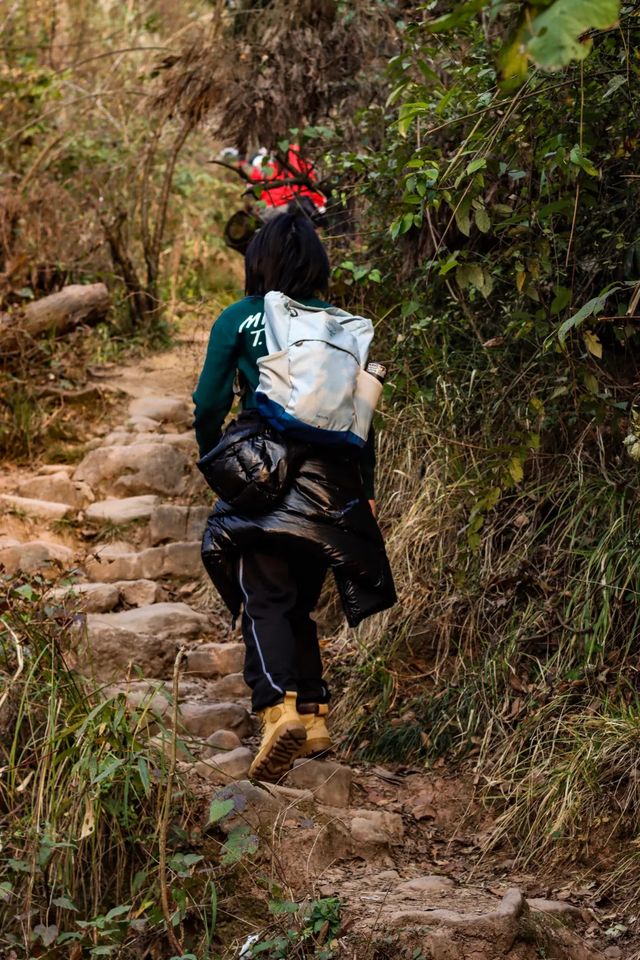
top-left (201, 451), bottom-right (397, 627)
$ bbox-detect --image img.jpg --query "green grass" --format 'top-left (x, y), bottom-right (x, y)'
top-left (0, 580), bottom-right (220, 957)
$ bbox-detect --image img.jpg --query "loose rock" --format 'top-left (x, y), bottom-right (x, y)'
top-left (85, 495), bottom-right (159, 524)
top-left (349, 809), bottom-right (404, 847)
top-left (286, 759), bottom-right (353, 808)
top-left (397, 875), bottom-right (455, 897)
top-left (203, 729), bottom-right (243, 755)
top-left (196, 746), bottom-right (253, 784)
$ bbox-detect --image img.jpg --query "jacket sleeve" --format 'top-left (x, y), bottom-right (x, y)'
top-left (360, 427), bottom-right (376, 500)
top-left (192, 308), bottom-right (239, 456)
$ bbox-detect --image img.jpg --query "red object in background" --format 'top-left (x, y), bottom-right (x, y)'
top-left (249, 145), bottom-right (326, 210)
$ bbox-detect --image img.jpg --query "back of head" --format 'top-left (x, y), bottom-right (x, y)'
top-left (244, 212), bottom-right (330, 300)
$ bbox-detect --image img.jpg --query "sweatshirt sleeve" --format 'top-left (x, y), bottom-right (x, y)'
top-left (192, 307), bottom-right (239, 457)
top-left (360, 426), bottom-right (376, 500)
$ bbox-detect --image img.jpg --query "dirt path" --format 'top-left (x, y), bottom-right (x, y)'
top-left (0, 328), bottom-right (622, 960)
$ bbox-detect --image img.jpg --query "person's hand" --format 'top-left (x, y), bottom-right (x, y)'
top-left (368, 499), bottom-right (377, 518)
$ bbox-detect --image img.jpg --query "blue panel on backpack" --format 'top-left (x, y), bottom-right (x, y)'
top-left (256, 394), bottom-right (366, 448)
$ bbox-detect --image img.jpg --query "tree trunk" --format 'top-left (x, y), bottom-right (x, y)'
top-left (0, 284), bottom-right (111, 350)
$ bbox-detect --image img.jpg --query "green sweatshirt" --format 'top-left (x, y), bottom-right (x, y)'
top-left (192, 295), bottom-right (376, 498)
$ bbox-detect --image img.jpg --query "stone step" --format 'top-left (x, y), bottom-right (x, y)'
top-left (149, 504), bottom-right (210, 545)
top-left (35, 464), bottom-right (75, 476)
top-left (16, 473), bottom-right (94, 508)
top-left (0, 539), bottom-right (75, 576)
top-left (73, 443), bottom-right (190, 497)
top-left (128, 396), bottom-right (191, 426)
top-left (49, 579), bottom-right (163, 612)
top-left (85, 495), bottom-right (159, 524)
top-left (87, 601), bottom-right (210, 640)
top-left (49, 582), bottom-right (120, 612)
top-left (85, 541), bottom-right (201, 581)
top-left (97, 430), bottom-right (195, 450)
top-left (184, 642), bottom-right (245, 678)
top-left (80, 603), bottom-right (210, 680)
top-left (1, 494), bottom-right (75, 521)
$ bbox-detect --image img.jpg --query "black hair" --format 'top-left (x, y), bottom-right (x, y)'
top-left (244, 212), bottom-right (330, 299)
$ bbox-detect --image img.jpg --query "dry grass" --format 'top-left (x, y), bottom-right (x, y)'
top-left (328, 387), bottom-right (640, 896)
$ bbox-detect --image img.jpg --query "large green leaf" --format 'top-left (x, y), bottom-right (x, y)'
top-left (527, 0), bottom-right (620, 70)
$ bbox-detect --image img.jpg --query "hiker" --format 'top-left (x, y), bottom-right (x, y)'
top-left (193, 212), bottom-right (396, 781)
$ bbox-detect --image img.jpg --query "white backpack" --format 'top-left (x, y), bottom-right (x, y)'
top-left (255, 291), bottom-right (383, 448)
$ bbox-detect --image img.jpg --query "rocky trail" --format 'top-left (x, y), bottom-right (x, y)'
top-left (0, 333), bottom-right (627, 960)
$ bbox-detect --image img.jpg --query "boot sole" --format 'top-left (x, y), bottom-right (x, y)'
top-left (299, 737), bottom-right (333, 758)
top-left (249, 723), bottom-right (307, 783)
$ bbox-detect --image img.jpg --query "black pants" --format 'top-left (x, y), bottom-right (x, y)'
top-left (238, 545), bottom-right (329, 712)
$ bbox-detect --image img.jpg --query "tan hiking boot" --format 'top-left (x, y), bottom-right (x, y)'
top-left (249, 691), bottom-right (306, 782)
top-left (298, 703), bottom-right (332, 757)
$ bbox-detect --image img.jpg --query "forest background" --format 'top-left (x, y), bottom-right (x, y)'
top-left (1, 0), bottom-right (640, 955)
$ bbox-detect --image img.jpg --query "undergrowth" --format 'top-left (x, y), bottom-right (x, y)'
top-left (0, 579), bottom-right (220, 957)
top-left (331, 392), bottom-right (640, 895)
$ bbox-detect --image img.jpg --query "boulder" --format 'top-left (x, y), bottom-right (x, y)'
top-left (196, 747), bottom-right (253, 784)
top-left (0, 494), bottom-right (74, 520)
top-left (349, 810), bottom-right (404, 847)
top-left (115, 579), bottom-right (162, 606)
top-left (286, 759), bottom-right (352, 808)
top-left (85, 495), bottom-right (159, 524)
top-left (49, 582), bottom-right (119, 613)
top-left (17, 473), bottom-right (94, 509)
top-left (87, 602), bottom-right (209, 641)
top-left (177, 701), bottom-right (252, 738)
top-left (202, 729), bottom-right (243, 756)
top-left (185, 642), bottom-right (245, 678)
top-left (0, 540), bottom-right (75, 576)
top-left (128, 396), bottom-right (191, 426)
top-left (73, 443), bottom-right (189, 496)
top-left (210, 672), bottom-right (251, 699)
